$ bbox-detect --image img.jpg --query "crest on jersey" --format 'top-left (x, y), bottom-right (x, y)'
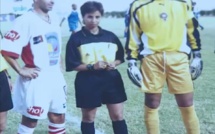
top-left (160, 12), bottom-right (168, 21)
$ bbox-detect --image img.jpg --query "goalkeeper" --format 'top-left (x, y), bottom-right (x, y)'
top-left (125, 0), bottom-right (202, 134)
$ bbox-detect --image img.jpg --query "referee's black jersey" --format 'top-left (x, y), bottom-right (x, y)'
top-left (66, 27), bottom-right (125, 71)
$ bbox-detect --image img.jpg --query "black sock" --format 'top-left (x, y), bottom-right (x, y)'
top-left (112, 120), bottom-right (128, 134)
top-left (81, 122), bottom-right (95, 134)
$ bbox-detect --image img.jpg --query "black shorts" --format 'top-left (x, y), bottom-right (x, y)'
top-left (75, 70), bottom-right (127, 108)
top-left (0, 71), bottom-right (13, 112)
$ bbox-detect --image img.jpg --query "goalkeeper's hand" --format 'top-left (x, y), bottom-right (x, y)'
top-left (190, 51), bottom-right (203, 80)
top-left (127, 60), bottom-right (143, 87)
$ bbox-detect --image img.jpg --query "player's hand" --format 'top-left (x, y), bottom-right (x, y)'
top-left (190, 51), bottom-right (203, 80)
top-left (106, 62), bottom-right (116, 70)
top-left (18, 67), bottom-right (41, 79)
top-left (93, 61), bottom-right (108, 70)
top-left (127, 60), bottom-right (143, 87)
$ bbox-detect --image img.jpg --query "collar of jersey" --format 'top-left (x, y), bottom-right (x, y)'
top-left (81, 26), bottom-right (104, 37)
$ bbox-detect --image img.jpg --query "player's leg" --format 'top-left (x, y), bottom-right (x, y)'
top-left (0, 112), bottom-right (7, 134)
top-left (102, 70), bottom-right (128, 134)
top-left (18, 116), bottom-right (37, 134)
top-left (141, 53), bottom-right (166, 134)
top-left (106, 103), bottom-right (128, 134)
top-left (167, 52), bottom-right (200, 134)
top-left (11, 77), bottom-right (37, 134)
top-left (48, 113), bottom-right (66, 134)
top-left (144, 93), bottom-right (162, 134)
top-left (124, 27), bottom-right (128, 38)
top-left (175, 93), bottom-right (200, 134)
top-left (48, 73), bottom-right (67, 134)
top-left (81, 108), bottom-right (97, 134)
top-left (75, 71), bottom-right (104, 134)
top-left (14, 74), bottom-right (52, 134)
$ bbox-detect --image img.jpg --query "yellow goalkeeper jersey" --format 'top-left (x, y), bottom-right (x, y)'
top-left (125, 0), bottom-right (201, 60)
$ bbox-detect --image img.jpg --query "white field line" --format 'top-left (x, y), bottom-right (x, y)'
top-left (66, 113), bottom-right (105, 134)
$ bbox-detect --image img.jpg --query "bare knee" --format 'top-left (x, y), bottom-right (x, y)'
top-left (0, 123), bottom-right (6, 133)
top-left (0, 112), bottom-right (7, 133)
top-left (145, 93), bottom-right (162, 109)
top-left (22, 116), bottom-right (38, 128)
top-left (81, 108), bottom-right (97, 123)
top-left (109, 111), bottom-right (124, 121)
top-left (48, 113), bottom-right (65, 124)
top-left (107, 103), bottom-right (124, 121)
top-left (175, 92), bottom-right (193, 107)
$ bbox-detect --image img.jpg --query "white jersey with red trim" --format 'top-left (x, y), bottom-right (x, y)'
top-left (1, 11), bottom-right (62, 71)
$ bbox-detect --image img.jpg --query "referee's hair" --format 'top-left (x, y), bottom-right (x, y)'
top-left (80, 1), bottom-right (104, 17)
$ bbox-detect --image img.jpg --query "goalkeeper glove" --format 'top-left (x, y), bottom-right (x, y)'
top-left (127, 60), bottom-right (143, 87)
top-left (190, 51), bottom-right (203, 80)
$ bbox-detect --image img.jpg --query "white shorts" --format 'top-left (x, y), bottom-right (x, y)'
top-left (12, 70), bottom-right (67, 119)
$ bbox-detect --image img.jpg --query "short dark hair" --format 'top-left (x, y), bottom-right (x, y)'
top-left (80, 1), bottom-right (104, 17)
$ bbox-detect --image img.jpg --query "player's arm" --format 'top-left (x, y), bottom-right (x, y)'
top-left (187, 17), bottom-right (201, 51)
top-left (59, 17), bottom-right (66, 27)
top-left (105, 34), bottom-right (125, 70)
top-left (125, 5), bottom-right (142, 60)
top-left (1, 17), bottom-right (40, 79)
top-left (125, 3), bottom-right (144, 87)
top-left (187, 0), bottom-right (201, 51)
top-left (186, 0), bottom-right (203, 80)
top-left (65, 35), bottom-right (84, 71)
top-left (3, 55), bottom-right (40, 79)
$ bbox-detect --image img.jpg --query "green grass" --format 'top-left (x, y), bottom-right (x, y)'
top-left (4, 17), bottom-right (215, 134)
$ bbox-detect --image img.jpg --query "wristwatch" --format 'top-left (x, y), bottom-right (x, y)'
top-left (86, 64), bottom-right (94, 71)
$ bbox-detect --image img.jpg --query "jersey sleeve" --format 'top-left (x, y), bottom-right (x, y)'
top-left (112, 34), bottom-right (125, 63)
top-left (186, 0), bottom-right (201, 51)
top-left (125, 2), bottom-right (142, 60)
top-left (1, 16), bottom-right (30, 59)
top-left (65, 35), bottom-right (82, 71)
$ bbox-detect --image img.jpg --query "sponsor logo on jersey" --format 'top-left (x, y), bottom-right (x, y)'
top-left (27, 106), bottom-right (44, 116)
top-left (33, 35), bottom-right (43, 44)
top-left (4, 30), bottom-right (20, 41)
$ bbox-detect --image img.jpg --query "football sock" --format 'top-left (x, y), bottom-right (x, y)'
top-left (179, 106), bottom-right (200, 134)
top-left (144, 106), bottom-right (160, 134)
top-left (112, 120), bottom-right (128, 134)
top-left (17, 123), bottom-right (35, 134)
top-left (81, 122), bottom-right (95, 134)
top-left (48, 122), bottom-right (66, 134)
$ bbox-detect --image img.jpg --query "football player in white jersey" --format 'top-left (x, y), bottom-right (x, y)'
top-left (1, 0), bottom-right (67, 133)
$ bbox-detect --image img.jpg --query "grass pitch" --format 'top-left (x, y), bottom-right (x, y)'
top-left (4, 17), bottom-right (215, 134)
